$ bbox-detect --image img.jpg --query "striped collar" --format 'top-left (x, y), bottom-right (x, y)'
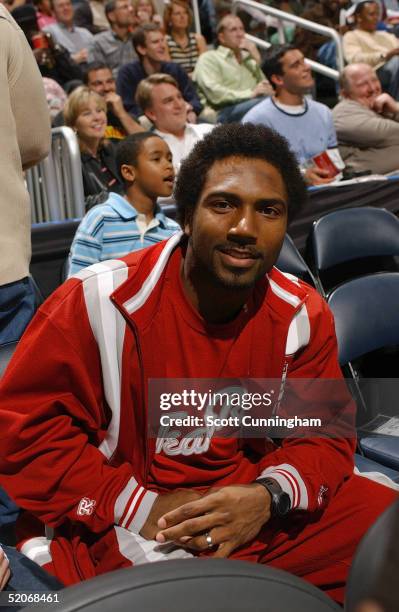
top-left (106, 192), bottom-right (171, 226)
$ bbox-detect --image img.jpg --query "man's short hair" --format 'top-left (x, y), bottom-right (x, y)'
top-left (216, 13), bottom-right (238, 37)
top-left (354, 0), bottom-right (378, 16)
top-left (136, 73), bottom-right (179, 111)
top-left (83, 62), bottom-right (113, 85)
top-left (262, 43), bottom-right (295, 89)
top-left (132, 23), bottom-right (161, 56)
top-left (175, 123), bottom-right (307, 227)
top-left (105, 0), bottom-right (117, 19)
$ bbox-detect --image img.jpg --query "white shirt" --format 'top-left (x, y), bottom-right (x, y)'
top-left (155, 123), bottom-right (214, 172)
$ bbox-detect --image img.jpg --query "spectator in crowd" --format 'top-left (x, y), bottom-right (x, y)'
top-left (133, 0), bottom-right (162, 26)
top-left (84, 62), bottom-right (143, 139)
top-left (44, 0), bottom-right (94, 65)
top-left (88, 0), bottom-right (137, 77)
top-left (73, 1), bottom-right (102, 35)
top-left (294, 0), bottom-right (347, 65)
top-left (12, 3), bottom-right (85, 86)
top-left (43, 76), bottom-right (68, 119)
top-left (68, 132), bottom-right (179, 275)
top-left (343, 0), bottom-right (399, 99)
top-left (163, 0), bottom-right (207, 76)
top-left (0, 3), bottom-right (50, 345)
top-left (0, 0), bottom-right (50, 531)
top-left (0, 124), bottom-right (397, 604)
top-left (136, 73), bottom-right (213, 172)
top-left (33, 0), bottom-right (56, 29)
top-left (117, 23), bottom-right (201, 118)
top-left (243, 44), bottom-right (344, 186)
top-left (64, 85), bottom-right (124, 196)
top-left (193, 14), bottom-right (271, 122)
top-left (333, 62), bottom-right (399, 174)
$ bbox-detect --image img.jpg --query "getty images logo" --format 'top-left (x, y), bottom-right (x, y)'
top-left (77, 497), bottom-right (96, 516)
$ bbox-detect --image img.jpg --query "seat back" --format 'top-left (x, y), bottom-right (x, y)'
top-left (33, 559), bottom-right (340, 612)
top-left (275, 234), bottom-right (316, 286)
top-left (310, 207), bottom-right (399, 293)
top-left (346, 499), bottom-right (399, 612)
top-left (328, 272), bottom-right (399, 365)
top-left (0, 342), bottom-right (18, 380)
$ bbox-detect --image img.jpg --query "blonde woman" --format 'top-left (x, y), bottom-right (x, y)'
top-left (133, 0), bottom-right (162, 26)
top-left (64, 85), bottom-right (123, 197)
top-left (164, 0), bottom-right (207, 75)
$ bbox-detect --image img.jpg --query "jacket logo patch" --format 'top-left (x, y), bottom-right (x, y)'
top-left (317, 485), bottom-right (328, 507)
top-left (77, 497), bottom-right (96, 516)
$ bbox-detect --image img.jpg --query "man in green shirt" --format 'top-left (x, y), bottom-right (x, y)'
top-left (193, 14), bottom-right (272, 122)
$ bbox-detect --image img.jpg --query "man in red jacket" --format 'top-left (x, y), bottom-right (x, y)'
top-left (0, 124), bottom-right (396, 604)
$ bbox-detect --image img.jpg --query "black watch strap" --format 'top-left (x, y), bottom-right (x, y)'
top-left (255, 477), bottom-right (291, 517)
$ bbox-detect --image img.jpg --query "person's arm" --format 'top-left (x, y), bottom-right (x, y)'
top-left (68, 210), bottom-right (105, 276)
top-left (173, 64), bottom-right (202, 115)
top-left (4, 12), bottom-right (51, 169)
top-left (104, 92), bottom-right (144, 134)
top-left (0, 280), bottom-right (159, 535)
top-left (334, 102), bottom-right (399, 147)
top-left (0, 547), bottom-right (10, 591)
top-left (87, 36), bottom-right (105, 65)
top-left (116, 63), bottom-right (141, 117)
top-left (194, 32), bottom-right (207, 55)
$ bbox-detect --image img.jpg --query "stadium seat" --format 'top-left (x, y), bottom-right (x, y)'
top-left (309, 207), bottom-right (399, 295)
top-left (275, 234), bottom-right (317, 286)
top-left (0, 341), bottom-right (18, 380)
top-left (346, 498), bottom-right (399, 611)
top-left (328, 273), bottom-right (399, 470)
top-left (32, 558), bottom-right (340, 612)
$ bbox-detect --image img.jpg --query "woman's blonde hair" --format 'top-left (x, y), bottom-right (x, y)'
top-left (63, 86), bottom-right (106, 128)
top-left (132, 0), bottom-right (156, 18)
top-left (163, 0), bottom-right (192, 34)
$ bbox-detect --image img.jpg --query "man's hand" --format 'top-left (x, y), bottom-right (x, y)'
top-left (252, 80), bottom-right (273, 98)
top-left (304, 166), bottom-right (335, 186)
top-left (384, 47), bottom-right (399, 62)
top-left (139, 489), bottom-right (202, 540)
top-left (155, 484), bottom-right (271, 558)
top-left (0, 548), bottom-right (10, 591)
top-left (372, 92), bottom-right (399, 115)
top-left (71, 48), bottom-right (89, 64)
top-left (104, 92), bottom-right (125, 117)
top-left (239, 39), bottom-right (261, 64)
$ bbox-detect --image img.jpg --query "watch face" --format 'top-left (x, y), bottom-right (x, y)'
top-left (275, 492), bottom-right (291, 517)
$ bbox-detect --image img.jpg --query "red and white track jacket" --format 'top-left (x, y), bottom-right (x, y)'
top-left (0, 233), bottom-right (355, 583)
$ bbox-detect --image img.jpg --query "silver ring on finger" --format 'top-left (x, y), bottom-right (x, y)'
top-left (205, 532), bottom-right (213, 549)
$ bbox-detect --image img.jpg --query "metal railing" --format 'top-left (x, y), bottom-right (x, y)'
top-left (232, 0), bottom-right (344, 81)
top-left (27, 127), bottom-right (85, 224)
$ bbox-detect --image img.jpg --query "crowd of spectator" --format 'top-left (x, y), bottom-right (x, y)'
top-left (3, 0), bottom-right (399, 236)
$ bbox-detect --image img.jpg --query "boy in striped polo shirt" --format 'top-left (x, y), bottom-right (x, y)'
top-left (68, 132), bottom-right (180, 275)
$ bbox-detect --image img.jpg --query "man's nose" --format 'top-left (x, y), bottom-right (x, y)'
top-left (228, 209), bottom-right (258, 242)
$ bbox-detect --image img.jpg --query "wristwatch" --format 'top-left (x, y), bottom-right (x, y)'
top-left (255, 477), bottom-right (291, 518)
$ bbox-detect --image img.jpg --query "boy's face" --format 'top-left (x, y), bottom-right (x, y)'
top-left (124, 137), bottom-right (175, 198)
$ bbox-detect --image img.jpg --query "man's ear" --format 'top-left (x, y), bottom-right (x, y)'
top-left (217, 31), bottom-right (225, 47)
top-left (120, 163), bottom-right (136, 183)
top-left (136, 44), bottom-right (147, 58)
top-left (145, 106), bottom-right (156, 123)
top-left (271, 73), bottom-right (283, 89)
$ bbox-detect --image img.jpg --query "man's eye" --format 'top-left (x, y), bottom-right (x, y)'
top-left (261, 207), bottom-right (281, 217)
top-left (212, 201), bottom-right (232, 211)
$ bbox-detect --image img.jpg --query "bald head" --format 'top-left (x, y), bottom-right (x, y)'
top-left (340, 63), bottom-right (381, 108)
top-left (216, 14), bottom-right (245, 51)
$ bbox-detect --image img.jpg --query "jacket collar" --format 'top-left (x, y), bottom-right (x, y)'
top-left (111, 233), bottom-right (309, 330)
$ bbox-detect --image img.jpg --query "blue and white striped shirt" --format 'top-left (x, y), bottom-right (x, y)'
top-left (68, 192), bottom-right (181, 276)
